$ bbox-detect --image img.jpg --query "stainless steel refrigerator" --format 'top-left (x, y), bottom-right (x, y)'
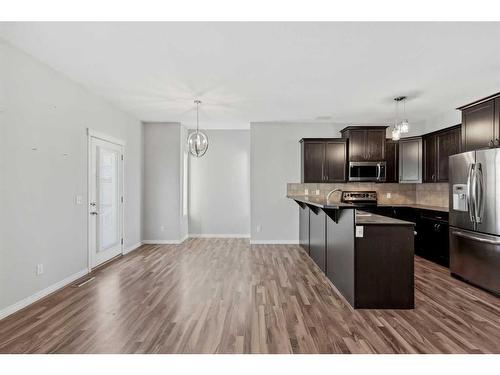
top-left (449, 148), bottom-right (500, 295)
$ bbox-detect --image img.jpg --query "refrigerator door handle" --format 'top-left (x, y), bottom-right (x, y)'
top-left (467, 163), bottom-right (475, 223)
top-left (474, 164), bottom-right (484, 223)
top-left (451, 230), bottom-right (500, 245)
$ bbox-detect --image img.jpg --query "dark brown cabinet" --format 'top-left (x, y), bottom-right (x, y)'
top-left (423, 135), bottom-right (436, 182)
top-left (298, 203), bottom-right (310, 254)
top-left (423, 125), bottom-right (461, 182)
top-left (309, 207), bottom-right (326, 272)
top-left (340, 126), bottom-right (387, 162)
top-left (458, 93), bottom-right (500, 151)
top-left (300, 138), bottom-right (347, 183)
top-left (385, 139), bottom-right (399, 182)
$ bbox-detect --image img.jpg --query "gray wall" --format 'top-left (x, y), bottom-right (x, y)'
top-left (189, 130), bottom-right (250, 236)
top-left (250, 122), bottom-right (348, 243)
top-left (143, 122), bottom-right (187, 242)
top-left (0, 39), bottom-right (143, 312)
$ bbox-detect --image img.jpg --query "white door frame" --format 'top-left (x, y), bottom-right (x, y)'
top-left (87, 128), bottom-right (125, 271)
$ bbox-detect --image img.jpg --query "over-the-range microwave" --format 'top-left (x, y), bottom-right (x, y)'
top-left (348, 161), bottom-right (386, 182)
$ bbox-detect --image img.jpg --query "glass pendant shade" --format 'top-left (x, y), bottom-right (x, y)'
top-left (188, 130), bottom-right (208, 157)
top-left (391, 127), bottom-right (401, 141)
top-left (400, 119), bottom-right (409, 134)
top-left (187, 99), bottom-right (209, 157)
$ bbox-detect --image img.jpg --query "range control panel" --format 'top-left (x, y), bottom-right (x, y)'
top-left (341, 191), bottom-right (378, 203)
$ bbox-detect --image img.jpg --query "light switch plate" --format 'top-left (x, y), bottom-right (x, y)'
top-left (316, 189), bottom-right (320, 195)
top-left (304, 188), bottom-right (309, 195)
top-left (355, 226), bottom-right (364, 238)
top-left (75, 195), bottom-right (83, 205)
top-left (386, 192), bottom-right (391, 199)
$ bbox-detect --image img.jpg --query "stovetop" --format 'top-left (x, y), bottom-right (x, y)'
top-left (341, 191), bottom-right (378, 206)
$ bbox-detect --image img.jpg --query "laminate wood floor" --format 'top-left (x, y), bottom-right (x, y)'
top-left (0, 238), bottom-right (499, 353)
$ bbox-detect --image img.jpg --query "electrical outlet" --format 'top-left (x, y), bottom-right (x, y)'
top-left (386, 192), bottom-right (392, 199)
top-left (75, 195), bottom-right (83, 205)
top-left (36, 264), bottom-right (44, 275)
top-left (304, 188), bottom-right (309, 195)
top-left (256, 225), bottom-right (262, 233)
top-left (355, 226), bottom-right (364, 238)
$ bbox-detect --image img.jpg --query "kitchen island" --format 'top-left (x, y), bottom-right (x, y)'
top-left (290, 195), bottom-right (415, 309)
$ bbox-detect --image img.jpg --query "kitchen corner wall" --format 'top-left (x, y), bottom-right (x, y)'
top-left (250, 122), bottom-right (348, 243)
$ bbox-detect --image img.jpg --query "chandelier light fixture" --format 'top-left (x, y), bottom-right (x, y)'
top-left (187, 99), bottom-right (209, 157)
top-left (391, 96), bottom-right (410, 141)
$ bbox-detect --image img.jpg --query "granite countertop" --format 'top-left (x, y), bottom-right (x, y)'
top-left (355, 211), bottom-right (415, 226)
top-left (288, 195), bottom-right (448, 214)
top-left (377, 203), bottom-right (448, 213)
top-left (287, 195), bottom-right (356, 209)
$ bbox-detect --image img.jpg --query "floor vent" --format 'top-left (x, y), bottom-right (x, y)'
top-left (73, 276), bottom-right (96, 288)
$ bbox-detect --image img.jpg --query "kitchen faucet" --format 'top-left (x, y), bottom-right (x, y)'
top-left (326, 188), bottom-right (342, 203)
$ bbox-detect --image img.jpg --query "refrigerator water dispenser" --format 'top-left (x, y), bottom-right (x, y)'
top-left (452, 184), bottom-right (468, 212)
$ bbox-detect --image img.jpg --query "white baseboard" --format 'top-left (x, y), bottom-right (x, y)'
top-left (123, 241), bottom-right (143, 254)
top-left (250, 240), bottom-right (299, 245)
top-left (0, 269), bottom-right (88, 321)
top-left (189, 234), bottom-right (250, 238)
top-left (142, 239), bottom-right (185, 245)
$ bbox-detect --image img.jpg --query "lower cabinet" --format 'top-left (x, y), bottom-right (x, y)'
top-left (298, 203), bottom-right (310, 254)
top-left (416, 211), bottom-right (449, 267)
top-left (309, 207), bottom-right (326, 272)
top-left (326, 209), bottom-right (414, 309)
top-left (368, 206), bottom-right (450, 267)
top-left (326, 209), bottom-right (355, 305)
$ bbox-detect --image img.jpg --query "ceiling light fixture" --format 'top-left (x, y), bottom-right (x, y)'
top-left (187, 100), bottom-right (209, 157)
top-left (391, 96), bottom-right (410, 141)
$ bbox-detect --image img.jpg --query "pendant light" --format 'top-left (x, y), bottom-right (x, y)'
top-left (187, 100), bottom-right (209, 157)
top-left (399, 96), bottom-right (410, 134)
top-left (391, 96), bottom-right (410, 140)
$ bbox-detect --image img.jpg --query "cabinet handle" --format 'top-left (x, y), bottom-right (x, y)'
top-left (495, 138), bottom-right (500, 147)
top-left (489, 139), bottom-right (494, 148)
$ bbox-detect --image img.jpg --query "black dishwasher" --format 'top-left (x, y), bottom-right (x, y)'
top-left (416, 211), bottom-right (449, 267)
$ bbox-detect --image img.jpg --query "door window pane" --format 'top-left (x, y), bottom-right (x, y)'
top-left (98, 147), bottom-right (119, 251)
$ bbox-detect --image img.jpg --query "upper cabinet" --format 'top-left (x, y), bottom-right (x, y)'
top-left (458, 93), bottom-right (500, 152)
top-left (340, 126), bottom-right (387, 161)
top-left (385, 139), bottom-right (399, 183)
top-left (300, 138), bottom-right (347, 183)
top-left (399, 137), bottom-right (422, 183)
top-left (423, 125), bottom-right (461, 182)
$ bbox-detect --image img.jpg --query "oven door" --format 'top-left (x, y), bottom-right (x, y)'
top-left (349, 162), bottom-right (386, 182)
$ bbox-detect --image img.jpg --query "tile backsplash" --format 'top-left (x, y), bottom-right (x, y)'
top-left (415, 183), bottom-right (449, 208)
top-left (287, 182), bottom-right (449, 208)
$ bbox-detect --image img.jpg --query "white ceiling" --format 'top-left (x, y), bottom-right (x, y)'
top-left (1, 22), bottom-right (500, 130)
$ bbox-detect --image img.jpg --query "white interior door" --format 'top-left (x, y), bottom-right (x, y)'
top-left (89, 136), bottom-right (124, 268)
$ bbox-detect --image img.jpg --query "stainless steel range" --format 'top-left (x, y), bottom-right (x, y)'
top-left (341, 191), bottom-right (378, 207)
